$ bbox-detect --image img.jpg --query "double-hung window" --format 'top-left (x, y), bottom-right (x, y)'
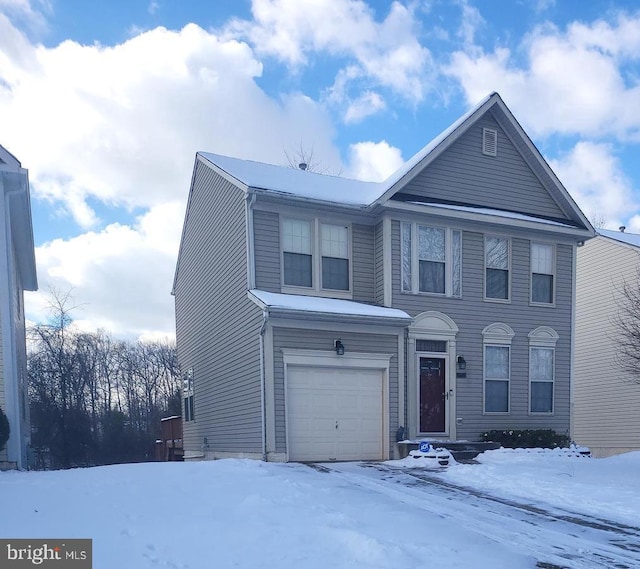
top-left (482, 323), bottom-right (514, 414)
top-left (485, 236), bottom-right (510, 301)
top-left (531, 243), bottom-right (555, 304)
top-left (282, 218), bottom-right (351, 294)
top-left (528, 326), bottom-right (558, 414)
top-left (401, 222), bottom-right (462, 297)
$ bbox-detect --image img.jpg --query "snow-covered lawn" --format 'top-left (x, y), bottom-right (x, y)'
top-left (1, 450), bottom-right (639, 569)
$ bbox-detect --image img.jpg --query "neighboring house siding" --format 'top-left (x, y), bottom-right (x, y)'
top-left (271, 327), bottom-right (399, 455)
top-left (253, 209), bottom-right (280, 293)
top-left (391, 220), bottom-right (573, 440)
top-left (401, 116), bottom-right (566, 220)
top-left (175, 161), bottom-right (263, 455)
top-left (374, 221), bottom-right (384, 306)
top-left (573, 237), bottom-right (640, 456)
top-left (0, 307), bottom-right (5, 463)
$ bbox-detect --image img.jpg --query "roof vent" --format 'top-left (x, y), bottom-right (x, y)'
top-left (482, 128), bottom-right (497, 157)
top-left (619, 226), bottom-right (626, 233)
top-left (298, 162), bottom-right (307, 171)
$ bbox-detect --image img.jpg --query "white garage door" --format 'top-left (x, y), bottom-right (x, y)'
top-left (287, 365), bottom-right (384, 462)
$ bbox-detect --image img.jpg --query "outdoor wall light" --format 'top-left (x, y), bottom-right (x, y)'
top-left (456, 355), bottom-right (467, 378)
top-left (335, 339), bottom-right (345, 356)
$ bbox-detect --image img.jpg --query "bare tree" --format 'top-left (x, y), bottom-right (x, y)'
top-left (589, 211), bottom-right (608, 230)
top-left (284, 141), bottom-right (342, 176)
top-left (614, 270), bottom-right (640, 384)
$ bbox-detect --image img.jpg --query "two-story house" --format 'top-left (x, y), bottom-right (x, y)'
top-left (1, 144), bottom-right (37, 470)
top-left (173, 93), bottom-right (594, 462)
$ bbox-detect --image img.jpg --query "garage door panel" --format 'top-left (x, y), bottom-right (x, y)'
top-left (287, 365), bottom-right (384, 462)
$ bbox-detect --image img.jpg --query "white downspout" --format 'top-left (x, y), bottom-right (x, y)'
top-left (259, 310), bottom-right (268, 461)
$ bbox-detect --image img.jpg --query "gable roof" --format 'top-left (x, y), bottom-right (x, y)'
top-left (196, 93), bottom-right (594, 235)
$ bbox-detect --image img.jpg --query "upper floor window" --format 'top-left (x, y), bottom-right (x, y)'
top-left (183, 368), bottom-right (195, 422)
top-left (282, 218), bottom-right (351, 294)
top-left (401, 222), bottom-right (461, 297)
top-left (531, 243), bottom-right (555, 305)
top-left (485, 236), bottom-right (510, 301)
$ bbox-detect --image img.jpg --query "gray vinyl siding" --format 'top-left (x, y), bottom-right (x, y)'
top-left (352, 224), bottom-right (375, 303)
top-left (573, 237), bottom-right (640, 456)
top-left (252, 208), bottom-right (376, 302)
top-left (0, 304), bottom-right (5, 463)
top-left (391, 220), bottom-right (573, 440)
top-left (174, 160), bottom-right (263, 455)
top-left (271, 327), bottom-right (399, 455)
top-left (253, 209), bottom-right (280, 292)
top-left (374, 222), bottom-right (384, 305)
top-left (402, 115), bottom-right (567, 220)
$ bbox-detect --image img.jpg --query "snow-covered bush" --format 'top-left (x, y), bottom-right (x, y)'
top-left (480, 428), bottom-right (570, 449)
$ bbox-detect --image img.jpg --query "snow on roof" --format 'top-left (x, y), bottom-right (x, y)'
top-left (249, 289), bottom-right (411, 320)
top-left (199, 152), bottom-right (382, 206)
top-left (198, 94), bottom-right (498, 208)
top-left (599, 228), bottom-right (640, 247)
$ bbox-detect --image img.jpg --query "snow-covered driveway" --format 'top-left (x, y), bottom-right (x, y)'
top-left (321, 461), bottom-right (640, 569)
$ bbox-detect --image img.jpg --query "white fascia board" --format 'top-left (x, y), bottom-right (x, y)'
top-left (385, 201), bottom-right (593, 239)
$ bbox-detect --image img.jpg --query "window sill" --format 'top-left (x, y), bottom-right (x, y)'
top-left (529, 301), bottom-right (556, 308)
top-left (401, 290), bottom-right (462, 299)
top-left (483, 297), bottom-right (511, 304)
top-left (482, 411), bottom-right (510, 416)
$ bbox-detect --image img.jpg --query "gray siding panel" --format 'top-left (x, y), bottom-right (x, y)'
top-left (352, 223), bottom-right (375, 303)
top-left (391, 220), bottom-right (573, 440)
top-left (374, 222), bottom-right (384, 306)
top-left (253, 209), bottom-right (280, 292)
top-left (175, 160), bottom-right (263, 455)
top-left (402, 115), bottom-right (567, 220)
top-left (271, 327), bottom-right (399, 456)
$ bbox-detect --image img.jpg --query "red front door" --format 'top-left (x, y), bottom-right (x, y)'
top-left (419, 357), bottom-right (446, 433)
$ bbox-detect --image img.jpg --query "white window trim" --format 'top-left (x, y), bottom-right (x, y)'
top-left (281, 217), bottom-right (353, 299)
top-left (528, 326), bottom-right (559, 415)
top-left (482, 323), bottom-right (514, 415)
top-left (530, 242), bottom-right (556, 307)
top-left (401, 222), bottom-right (462, 298)
top-left (183, 367), bottom-right (195, 422)
top-left (484, 235), bottom-right (511, 303)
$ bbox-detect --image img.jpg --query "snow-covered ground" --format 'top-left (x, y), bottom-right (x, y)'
top-left (1, 450), bottom-right (639, 569)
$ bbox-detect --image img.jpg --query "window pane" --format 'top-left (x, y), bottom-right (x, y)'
top-left (419, 226), bottom-right (445, 262)
top-left (531, 382), bottom-right (553, 413)
top-left (402, 222), bottom-right (412, 292)
top-left (486, 346), bottom-right (509, 378)
top-left (322, 257), bottom-right (349, 290)
top-left (531, 243), bottom-right (553, 274)
top-left (486, 268), bottom-right (508, 299)
top-left (485, 380), bottom-right (508, 412)
top-left (532, 273), bottom-right (553, 303)
top-left (486, 237), bottom-right (508, 269)
top-left (531, 348), bottom-right (553, 381)
top-left (452, 230), bottom-right (461, 297)
top-left (419, 260), bottom-right (445, 293)
top-left (284, 252), bottom-right (312, 287)
top-left (416, 340), bottom-right (447, 352)
top-left (321, 224), bottom-right (348, 258)
top-left (283, 219), bottom-right (311, 254)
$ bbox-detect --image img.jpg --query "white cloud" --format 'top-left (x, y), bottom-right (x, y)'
top-left (28, 203), bottom-right (185, 339)
top-left (446, 12), bottom-right (640, 140)
top-left (344, 91), bottom-right (386, 124)
top-left (228, 0), bottom-right (434, 111)
top-left (347, 140), bottom-right (404, 182)
top-left (549, 141), bottom-right (637, 229)
top-left (0, 20), bottom-right (341, 227)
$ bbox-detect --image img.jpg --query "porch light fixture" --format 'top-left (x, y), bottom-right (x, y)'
top-left (456, 355), bottom-right (467, 378)
top-left (335, 339), bottom-right (345, 356)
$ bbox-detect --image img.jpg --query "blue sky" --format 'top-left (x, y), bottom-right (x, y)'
top-left (1, 0), bottom-right (640, 338)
